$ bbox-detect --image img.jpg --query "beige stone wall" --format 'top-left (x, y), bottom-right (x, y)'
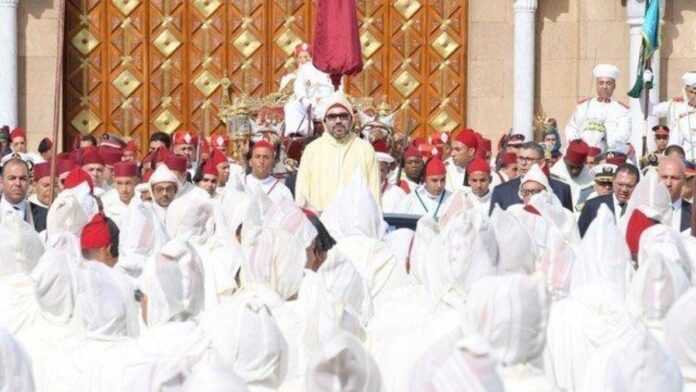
top-left (16, 1), bottom-right (696, 152)
top-left (468, 0), bottom-right (696, 147)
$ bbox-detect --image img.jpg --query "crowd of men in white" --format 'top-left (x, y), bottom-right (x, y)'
top-left (1, 61), bottom-right (696, 391)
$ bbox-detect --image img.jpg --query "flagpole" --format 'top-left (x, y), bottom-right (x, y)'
top-left (49, 0), bottom-right (66, 204)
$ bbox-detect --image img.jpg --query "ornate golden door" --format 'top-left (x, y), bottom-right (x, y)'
top-left (63, 0), bottom-right (467, 149)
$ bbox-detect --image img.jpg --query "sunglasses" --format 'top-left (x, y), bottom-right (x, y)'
top-left (325, 113), bottom-right (351, 122)
top-left (655, 135), bottom-right (669, 140)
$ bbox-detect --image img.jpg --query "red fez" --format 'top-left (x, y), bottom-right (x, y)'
top-left (64, 167), bottom-right (94, 191)
top-left (294, 42), bottom-right (311, 56)
top-left (10, 128), bottom-right (25, 141)
top-left (33, 162), bottom-right (51, 181)
top-left (565, 140), bottom-right (590, 166)
top-left (653, 125), bottom-right (670, 136)
top-left (606, 153), bottom-right (627, 166)
top-left (98, 146), bottom-right (123, 166)
top-left (57, 159), bottom-right (75, 176)
top-left (173, 131), bottom-right (197, 146)
top-left (454, 129), bottom-right (478, 149)
top-left (80, 213), bottom-right (112, 250)
top-left (202, 159), bottom-right (218, 176)
top-left (80, 147), bottom-right (105, 166)
top-left (587, 146), bottom-right (602, 158)
top-left (425, 157), bottom-right (446, 177)
top-left (466, 158), bottom-right (491, 175)
top-left (252, 140), bottom-right (275, 152)
top-left (124, 140), bottom-right (138, 153)
top-left (149, 146), bottom-right (171, 167)
top-left (429, 133), bottom-right (446, 146)
top-left (403, 146), bottom-right (422, 161)
top-left (500, 152), bottom-right (517, 167)
top-left (113, 161), bottom-right (138, 178)
top-left (625, 209), bottom-right (658, 257)
top-left (209, 148), bottom-right (228, 167)
top-left (371, 139), bottom-right (390, 154)
top-left (165, 153), bottom-right (188, 173)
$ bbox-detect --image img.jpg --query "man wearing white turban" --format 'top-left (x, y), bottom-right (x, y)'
top-left (564, 64), bottom-right (631, 152)
top-left (295, 93), bottom-right (380, 211)
top-left (654, 71), bottom-right (696, 160)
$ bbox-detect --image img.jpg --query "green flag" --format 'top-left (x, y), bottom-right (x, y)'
top-left (628, 0), bottom-right (661, 98)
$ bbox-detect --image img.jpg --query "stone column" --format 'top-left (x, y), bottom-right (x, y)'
top-left (0, 0), bottom-right (19, 129)
top-left (626, 0), bottom-right (665, 154)
top-left (513, 0), bottom-right (538, 141)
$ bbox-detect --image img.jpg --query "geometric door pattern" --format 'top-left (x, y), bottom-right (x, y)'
top-left (64, 0), bottom-right (468, 149)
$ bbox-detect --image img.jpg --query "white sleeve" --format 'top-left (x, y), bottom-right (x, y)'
top-left (652, 101), bottom-right (670, 118)
top-left (607, 106), bottom-right (631, 149)
top-left (564, 104), bottom-right (582, 146)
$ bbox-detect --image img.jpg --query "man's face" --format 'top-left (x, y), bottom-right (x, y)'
top-left (686, 85), bottom-right (696, 107)
top-left (216, 162), bottom-right (230, 186)
top-left (468, 172), bottom-right (491, 197)
top-left (564, 159), bottom-right (584, 178)
top-left (683, 177), bottom-right (695, 201)
top-left (517, 148), bottom-right (543, 176)
top-left (140, 190), bottom-right (152, 202)
top-left (297, 51), bottom-right (311, 65)
top-left (83, 163), bottom-right (105, 186)
top-left (11, 137), bottom-right (26, 153)
top-left (596, 77), bottom-right (616, 100)
top-left (152, 182), bottom-right (177, 208)
top-left (450, 141), bottom-right (475, 168)
top-left (2, 163), bottom-right (29, 204)
top-left (149, 140), bottom-right (166, 153)
top-left (659, 162), bottom-right (685, 202)
top-left (594, 181), bottom-right (613, 197)
top-left (198, 174), bottom-right (217, 196)
top-left (250, 147), bottom-right (275, 179)
top-left (123, 150), bottom-right (135, 162)
top-left (173, 144), bottom-right (195, 166)
top-left (114, 176), bottom-right (136, 205)
top-left (404, 157), bottom-right (424, 182)
top-left (41, 150), bottom-right (52, 161)
top-left (506, 143), bottom-right (522, 155)
top-left (424, 174), bottom-right (446, 196)
top-left (103, 166), bottom-right (114, 185)
top-left (324, 106), bottom-right (352, 141)
top-left (35, 176), bottom-right (53, 206)
top-left (543, 134), bottom-right (557, 149)
top-left (520, 180), bottom-right (546, 205)
top-left (502, 163), bottom-right (519, 180)
top-left (655, 133), bottom-right (669, 151)
top-left (378, 161), bottom-right (390, 183)
top-left (613, 171), bottom-right (638, 204)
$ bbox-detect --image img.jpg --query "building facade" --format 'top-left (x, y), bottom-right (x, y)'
top-left (8, 0), bottom-right (696, 152)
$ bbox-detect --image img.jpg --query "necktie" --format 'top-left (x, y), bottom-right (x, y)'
top-left (619, 202), bottom-right (627, 217)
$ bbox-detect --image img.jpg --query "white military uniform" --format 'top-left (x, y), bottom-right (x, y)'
top-left (381, 182), bottom-right (407, 213)
top-left (283, 62), bottom-right (336, 136)
top-left (564, 65), bottom-right (631, 152)
top-left (245, 174), bottom-right (293, 205)
top-left (397, 186), bottom-right (452, 220)
top-left (653, 73), bottom-right (696, 160)
top-left (444, 157), bottom-right (467, 192)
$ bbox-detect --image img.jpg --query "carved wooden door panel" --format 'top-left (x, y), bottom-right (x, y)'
top-left (63, 0), bottom-right (467, 148)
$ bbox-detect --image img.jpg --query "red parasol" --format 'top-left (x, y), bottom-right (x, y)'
top-left (312, 0), bottom-right (363, 90)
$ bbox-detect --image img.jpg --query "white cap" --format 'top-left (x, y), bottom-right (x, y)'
top-left (148, 164), bottom-right (179, 186)
top-left (593, 64), bottom-right (620, 80)
top-left (682, 71), bottom-right (696, 88)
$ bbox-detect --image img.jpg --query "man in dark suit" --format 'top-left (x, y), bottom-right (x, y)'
top-left (658, 156), bottom-right (693, 232)
top-left (29, 162), bottom-right (51, 232)
top-left (489, 141), bottom-right (573, 214)
top-left (0, 158), bottom-right (47, 231)
top-left (578, 163), bottom-right (640, 237)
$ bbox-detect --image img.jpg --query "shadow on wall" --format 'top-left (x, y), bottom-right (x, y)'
top-left (17, 0), bottom-right (58, 130)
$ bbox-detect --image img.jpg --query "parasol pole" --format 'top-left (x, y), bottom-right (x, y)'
top-left (49, 0), bottom-right (66, 204)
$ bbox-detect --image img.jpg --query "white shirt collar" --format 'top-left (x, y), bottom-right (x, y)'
top-left (1, 196), bottom-right (27, 218)
top-left (672, 199), bottom-right (683, 210)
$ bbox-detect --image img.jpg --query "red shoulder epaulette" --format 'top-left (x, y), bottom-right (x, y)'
top-left (674, 96), bottom-right (685, 103)
top-left (399, 179), bottom-right (411, 194)
top-left (577, 97), bottom-right (590, 104)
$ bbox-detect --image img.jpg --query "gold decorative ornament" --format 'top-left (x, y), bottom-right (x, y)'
top-left (71, 110), bottom-right (102, 134)
top-left (394, 0), bottom-right (422, 19)
top-left (275, 29), bottom-right (302, 56)
top-left (430, 110), bottom-right (458, 133)
top-left (193, 0), bottom-right (222, 18)
top-left (112, 70), bottom-right (142, 97)
top-left (392, 70), bottom-right (420, 97)
top-left (71, 29), bottom-right (100, 56)
top-left (154, 110), bottom-right (182, 134)
top-left (194, 70), bottom-right (221, 97)
top-left (112, 0), bottom-right (140, 16)
top-left (153, 30), bottom-right (182, 57)
top-left (233, 30), bottom-right (262, 58)
top-left (431, 32), bottom-right (459, 59)
top-left (360, 31), bottom-right (382, 58)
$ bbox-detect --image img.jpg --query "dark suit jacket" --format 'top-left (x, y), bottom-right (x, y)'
top-left (489, 177), bottom-right (573, 214)
top-left (577, 193), bottom-right (615, 238)
top-left (680, 200), bottom-right (692, 232)
top-left (30, 202), bottom-right (48, 233)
